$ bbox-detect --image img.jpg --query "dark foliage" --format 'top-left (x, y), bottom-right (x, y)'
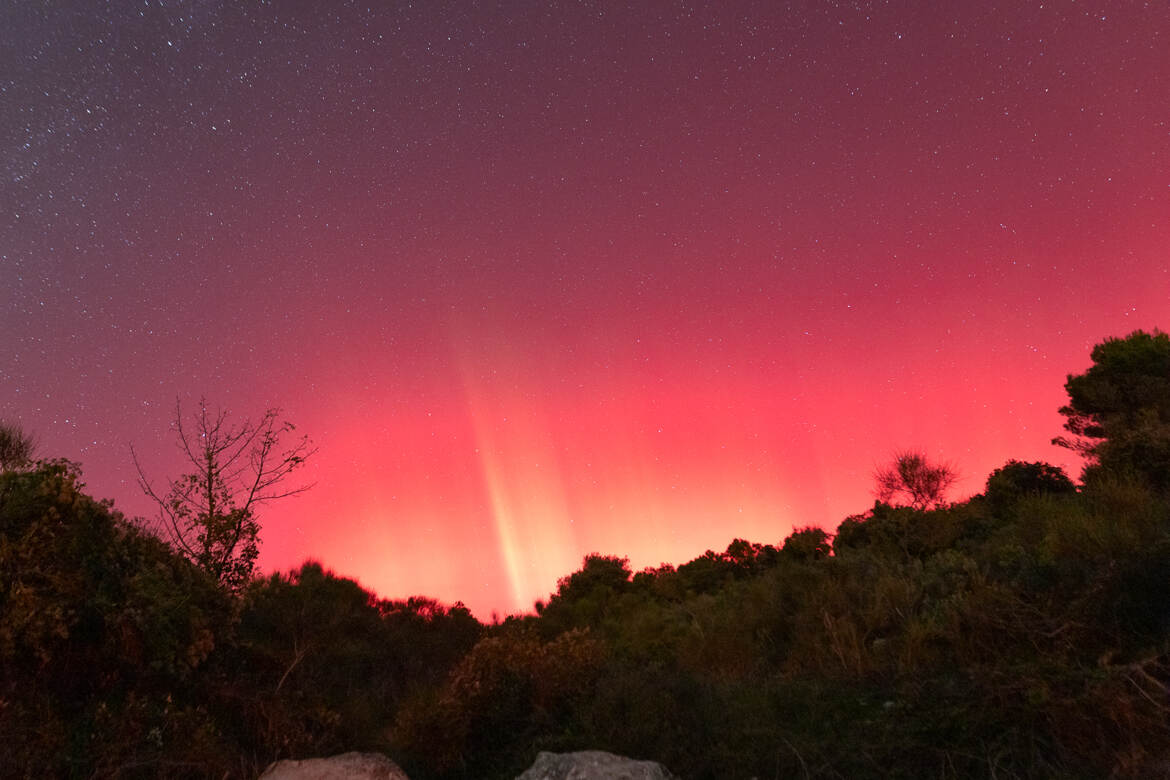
top-left (984, 459), bottom-right (1077, 514)
top-left (0, 460), bottom-right (233, 777)
top-left (0, 420), bottom-right (36, 472)
top-left (1055, 329), bottom-right (1170, 491)
top-left (0, 461), bottom-right (480, 778)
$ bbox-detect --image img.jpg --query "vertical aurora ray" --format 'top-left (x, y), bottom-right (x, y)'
top-left (454, 329), bottom-right (579, 614)
top-left (473, 439), bottom-right (531, 612)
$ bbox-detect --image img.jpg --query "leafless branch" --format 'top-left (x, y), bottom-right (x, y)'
top-left (131, 398), bottom-right (316, 590)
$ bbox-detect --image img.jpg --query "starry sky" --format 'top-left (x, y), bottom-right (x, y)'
top-left (2, 1), bottom-right (1167, 618)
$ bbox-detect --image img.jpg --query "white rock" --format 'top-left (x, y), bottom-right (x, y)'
top-left (515, 750), bottom-right (677, 780)
top-left (259, 751), bottom-right (409, 780)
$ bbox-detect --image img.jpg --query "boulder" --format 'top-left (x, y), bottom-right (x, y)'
top-left (258, 751), bottom-right (409, 780)
top-left (515, 750), bottom-right (677, 780)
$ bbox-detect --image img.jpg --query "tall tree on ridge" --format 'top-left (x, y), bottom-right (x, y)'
top-left (1055, 329), bottom-right (1170, 490)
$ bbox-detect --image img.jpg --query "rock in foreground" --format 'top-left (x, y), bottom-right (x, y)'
top-left (516, 750), bottom-right (677, 780)
top-left (259, 751), bottom-right (409, 780)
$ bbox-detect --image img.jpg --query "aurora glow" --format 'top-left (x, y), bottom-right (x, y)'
top-left (3, 1), bottom-right (1167, 617)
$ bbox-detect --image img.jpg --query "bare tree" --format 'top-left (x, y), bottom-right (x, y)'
top-left (133, 399), bottom-right (316, 591)
top-left (0, 421), bottom-right (36, 472)
top-left (874, 450), bottom-right (958, 510)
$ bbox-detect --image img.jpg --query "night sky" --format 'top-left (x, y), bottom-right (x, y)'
top-left (3, 1), bottom-right (1167, 618)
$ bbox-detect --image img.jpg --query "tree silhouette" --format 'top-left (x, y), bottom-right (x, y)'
top-left (984, 460), bottom-right (1076, 512)
top-left (874, 450), bottom-right (958, 510)
top-left (0, 421), bottom-right (35, 472)
top-left (133, 399), bottom-right (316, 591)
top-left (1054, 329), bottom-right (1170, 490)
